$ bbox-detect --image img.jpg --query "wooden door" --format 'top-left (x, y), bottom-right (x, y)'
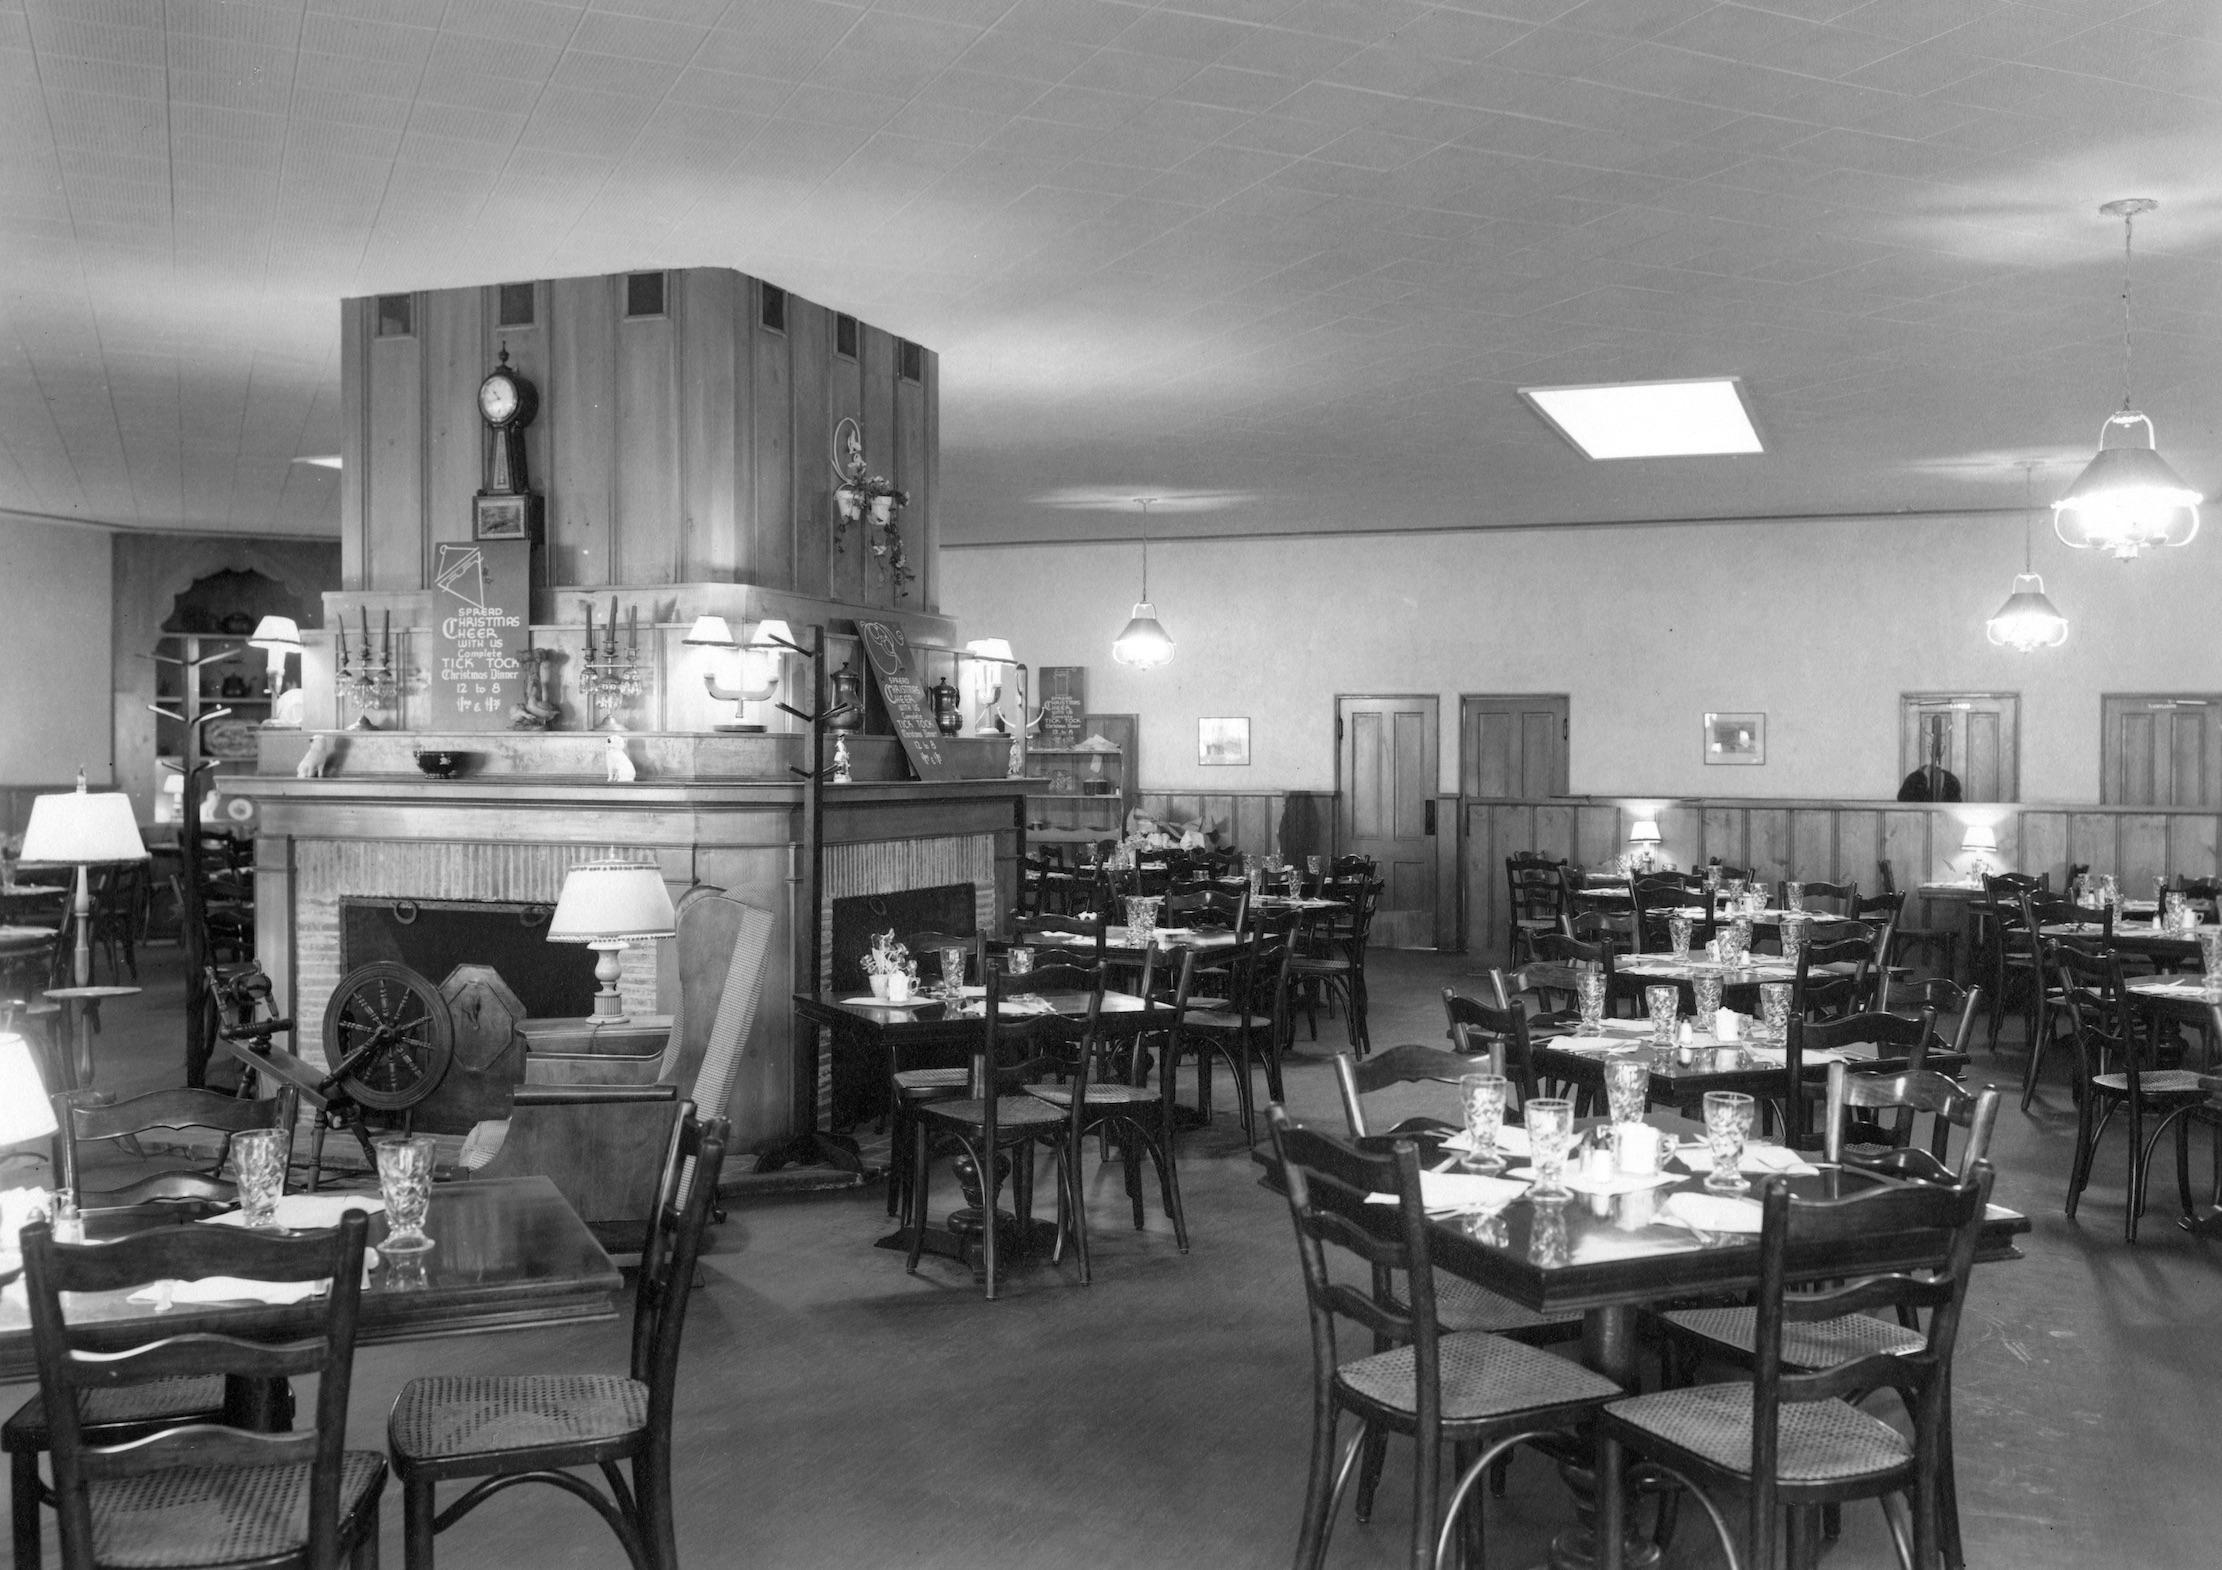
top-left (1461, 694), bottom-right (1569, 799)
top-left (1899, 694), bottom-right (2019, 802)
top-left (2101, 695), bottom-right (2222, 806)
top-left (1338, 695), bottom-right (1439, 949)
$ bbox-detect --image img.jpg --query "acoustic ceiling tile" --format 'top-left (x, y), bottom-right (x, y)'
top-left (777, 80), bottom-right (905, 130)
top-left (297, 12), bottom-right (434, 65)
top-left (430, 32), bottom-right (566, 80)
top-left (947, 27), bottom-right (1093, 83)
top-left (667, 65), bottom-right (793, 114)
top-left (1039, 157), bottom-right (1160, 195)
top-left (569, 9), bottom-right (708, 63)
top-left (553, 49), bottom-right (683, 97)
top-left (644, 96), bottom-right (765, 142)
top-left (314, 88), bottom-right (418, 130)
top-left (690, 0), bottom-right (858, 80)
top-left (292, 50), bottom-right (421, 100)
top-left (874, 96), bottom-right (1006, 145)
top-left (1061, 46), bottom-right (1206, 99)
top-left (1017, 83), bottom-right (1150, 130)
top-left (438, 0), bottom-right (584, 48)
top-left (1107, 7), bottom-right (1250, 65)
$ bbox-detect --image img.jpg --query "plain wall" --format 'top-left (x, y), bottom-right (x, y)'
top-left (0, 515), bottom-right (114, 788)
top-left (940, 511), bottom-right (2222, 805)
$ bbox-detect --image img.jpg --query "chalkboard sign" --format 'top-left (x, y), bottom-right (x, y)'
top-left (854, 621), bottom-right (959, 781)
top-left (430, 539), bottom-right (530, 729)
top-left (1038, 666), bottom-right (1087, 749)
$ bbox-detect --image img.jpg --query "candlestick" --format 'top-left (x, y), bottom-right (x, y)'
top-left (360, 606), bottom-right (371, 665)
top-left (382, 609), bottom-right (391, 668)
top-left (607, 597), bottom-right (619, 660)
top-left (627, 603), bottom-right (637, 655)
top-left (584, 600), bottom-right (594, 653)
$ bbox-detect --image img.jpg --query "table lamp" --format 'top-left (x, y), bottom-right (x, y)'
top-left (0, 1032), bottom-right (57, 1177)
top-left (963, 638), bottom-right (1014, 733)
top-left (547, 861), bottom-right (676, 1022)
top-left (1960, 824), bottom-right (1999, 880)
top-left (684, 616), bottom-right (790, 732)
top-left (249, 615), bottom-right (302, 695)
top-left (1628, 819), bottom-right (1663, 873)
top-left (20, 770), bottom-right (149, 991)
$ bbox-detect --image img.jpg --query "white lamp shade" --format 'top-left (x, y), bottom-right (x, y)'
top-left (1985, 574), bottom-right (2068, 651)
top-left (2052, 416), bottom-right (2201, 558)
top-left (20, 787), bottom-right (148, 865)
top-left (0, 1033), bottom-right (57, 1147)
top-left (1111, 603), bottom-right (1175, 669)
top-left (1628, 821), bottom-right (1662, 845)
top-left (248, 615), bottom-right (302, 654)
top-left (682, 616), bottom-right (737, 648)
top-left (1961, 825), bottom-right (1999, 853)
top-left (547, 861), bottom-right (677, 942)
top-left (964, 638), bottom-right (1014, 664)
top-left (748, 619), bottom-right (795, 650)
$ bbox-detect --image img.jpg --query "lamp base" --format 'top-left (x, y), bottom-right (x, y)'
top-left (589, 942), bottom-right (629, 1023)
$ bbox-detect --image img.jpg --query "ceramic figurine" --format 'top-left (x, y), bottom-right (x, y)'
top-left (832, 734), bottom-right (851, 784)
top-left (605, 734), bottom-right (637, 782)
top-left (295, 733), bottom-right (333, 779)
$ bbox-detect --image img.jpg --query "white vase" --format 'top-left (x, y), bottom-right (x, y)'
top-left (869, 972), bottom-right (890, 999)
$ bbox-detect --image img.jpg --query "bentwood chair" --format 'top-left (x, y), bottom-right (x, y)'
top-left (1504, 854), bottom-right (1564, 965)
top-left (1631, 876), bottom-right (1700, 955)
top-left (390, 1112), bottom-right (729, 1570)
top-left (1293, 876), bottom-right (1380, 1054)
top-left (1182, 931), bottom-right (1296, 1141)
top-left (51, 1085), bottom-right (300, 1214)
top-left (1786, 879), bottom-right (1856, 917)
top-left (1876, 860), bottom-right (1962, 982)
top-left (1980, 873), bottom-right (2048, 1054)
top-left (908, 963), bottom-right (1102, 1296)
top-left (1789, 932), bottom-right (1874, 1024)
top-left (1441, 989), bottom-right (1544, 1107)
top-left (900, 930), bottom-right (984, 989)
top-left (1265, 1109), bottom-right (1622, 1570)
top-left (2053, 943), bottom-right (2208, 1242)
top-left (1011, 911), bottom-right (1107, 963)
top-left (22, 1213), bottom-right (384, 1570)
top-left (1625, 1165), bottom-right (1996, 1570)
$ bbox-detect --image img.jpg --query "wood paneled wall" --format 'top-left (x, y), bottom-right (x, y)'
top-left (1463, 795), bottom-right (2222, 958)
top-left (341, 269), bottom-right (936, 611)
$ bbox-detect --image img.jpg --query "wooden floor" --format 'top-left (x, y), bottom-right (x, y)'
top-left (13, 945), bottom-right (2222, 1569)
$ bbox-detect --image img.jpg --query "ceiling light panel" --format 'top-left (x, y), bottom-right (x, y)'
top-left (1519, 379), bottom-right (1765, 461)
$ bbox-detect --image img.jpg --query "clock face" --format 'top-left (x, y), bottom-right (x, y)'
top-left (478, 371), bottom-right (521, 425)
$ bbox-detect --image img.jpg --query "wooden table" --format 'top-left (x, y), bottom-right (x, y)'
top-left (43, 984), bottom-right (141, 1090)
top-left (2044, 919), bottom-right (2212, 967)
top-left (0, 1175), bottom-right (621, 1385)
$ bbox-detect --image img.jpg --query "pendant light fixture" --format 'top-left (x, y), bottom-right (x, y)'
top-left (2053, 198), bottom-right (2201, 559)
top-left (1987, 464), bottom-right (2068, 651)
top-left (1111, 496), bottom-right (1175, 669)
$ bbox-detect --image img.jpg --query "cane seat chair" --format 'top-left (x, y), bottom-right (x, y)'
top-left (50, 1085), bottom-right (301, 1214)
top-left (1266, 1109), bottom-right (1623, 1570)
top-left (1606, 1163), bottom-right (1996, 1570)
top-left (22, 1211), bottom-right (384, 1570)
top-left (1009, 911), bottom-right (1107, 963)
top-left (1440, 990), bottom-right (1547, 1107)
top-left (1291, 876), bottom-right (1379, 1055)
top-left (389, 1111), bottom-right (728, 1570)
top-left (1789, 930), bottom-right (1875, 1023)
top-left (1181, 932), bottom-right (1295, 1141)
top-left (2014, 889), bottom-right (2095, 1110)
top-left (1505, 854), bottom-right (1564, 965)
top-left (2054, 943), bottom-right (2208, 1242)
top-left (1980, 873), bottom-right (2049, 1054)
top-left (906, 963), bottom-right (1103, 1296)
top-left (1785, 879), bottom-right (1856, 917)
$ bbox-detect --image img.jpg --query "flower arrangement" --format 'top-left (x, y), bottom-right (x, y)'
top-left (862, 930), bottom-right (913, 979)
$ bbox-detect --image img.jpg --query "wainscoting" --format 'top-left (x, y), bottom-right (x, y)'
top-left (1463, 796), bottom-right (2222, 960)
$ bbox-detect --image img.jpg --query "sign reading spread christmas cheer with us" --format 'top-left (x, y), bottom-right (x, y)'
top-left (430, 539), bottom-right (530, 729)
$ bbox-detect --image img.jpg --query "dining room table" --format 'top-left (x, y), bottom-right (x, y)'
top-left (1252, 1108), bottom-right (2028, 1570)
top-left (0, 1175), bottom-right (624, 1402)
top-left (2043, 916), bottom-right (2213, 968)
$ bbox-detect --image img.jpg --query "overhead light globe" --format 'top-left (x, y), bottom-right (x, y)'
top-left (2052, 415), bottom-right (2200, 559)
top-left (1111, 604), bottom-right (1175, 669)
top-left (1985, 574), bottom-right (2069, 651)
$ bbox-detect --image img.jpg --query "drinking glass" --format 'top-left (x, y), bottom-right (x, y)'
top-left (1526, 1201), bottom-right (1569, 1267)
top-left (1647, 985), bottom-right (1678, 1046)
top-left (1574, 963), bottom-right (1606, 1037)
top-left (1459, 1073), bottom-right (1509, 1174)
top-left (1525, 1097), bottom-right (1575, 1200)
top-left (1306, 855), bottom-right (1323, 877)
top-left (1006, 946), bottom-right (1034, 976)
top-left (231, 1129), bottom-right (290, 1229)
top-left (1602, 1053), bottom-right (1649, 1125)
top-left (1667, 913), bottom-right (1693, 959)
top-left (1124, 895), bottom-right (1158, 944)
top-left (376, 1133), bottom-right (438, 1253)
top-left (1693, 973), bottom-right (1723, 1029)
top-left (1721, 878), bottom-right (1745, 905)
top-left (1701, 1092), bottom-right (1756, 1194)
top-left (1779, 913), bottom-right (1808, 970)
top-left (1759, 982), bottom-right (1792, 1044)
top-left (938, 946), bottom-right (967, 997)
top-left (2201, 928), bottom-right (2222, 996)
top-left (1783, 881), bottom-right (1804, 913)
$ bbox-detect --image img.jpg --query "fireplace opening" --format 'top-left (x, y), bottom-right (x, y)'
top-left (341, 898), bottom-right (599, 1018)
top-left (828, 883), bottom-right (976, 994)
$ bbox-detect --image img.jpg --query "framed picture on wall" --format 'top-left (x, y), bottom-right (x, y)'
top-left (1199, 716), bottom-right (1250, 767)
top-left (1703, 711), bottom-right (1765, 766)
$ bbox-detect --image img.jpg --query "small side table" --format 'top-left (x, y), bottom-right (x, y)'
top-left (43, 985), bottom-right (142, 1091)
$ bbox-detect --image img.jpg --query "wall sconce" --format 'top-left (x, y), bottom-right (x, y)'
top-left (1960, 823), bottom-right (1999, 880)
top-left (961, 638), bottom-right (1014, 734)
top-left (684, 616), bottom-right (792, 732)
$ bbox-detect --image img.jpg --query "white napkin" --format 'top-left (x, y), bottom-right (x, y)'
top-left (1367, 1171), bottom-right (1529, 1214)
top-left (842, 995), bottom-right (929, 1007)
top-left (1663, 1192), bottom-right (1766, 1234)
top-left (129, 1276), bottom-right (330, 1307)
top-left (1506, 1166), bottom-right (1680, 1195)
top-left (1442, 1125), bottom-right (1531, 1158)
top-left (203, 1194), bottom-right (384, 1231)
top-left (1678, 1144), bottom-right (1818, 1177)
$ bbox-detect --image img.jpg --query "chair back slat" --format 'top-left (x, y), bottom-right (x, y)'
top-left (632, 1110), bottom-right (731, 1432)
top-left (68, 1332), bottom-right (333, 1386)
top-left (1443, 988), bottom-right (1536, 1103)
top-left (53, 1086), bottom-right (298, 1207)
top-left (1011, 913), bottom-right (1106, 961)
top-left (1335, 1044), bottom-right (1471, 1140)
top-left (56, 1424), bottom-right (322, 1481)
top-left (1267, 1111), bottom-right (1437, 1349)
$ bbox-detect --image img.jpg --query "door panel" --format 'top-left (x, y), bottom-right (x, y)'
top-left (2101, 695), bottom-right (2222, 807)
top-left (1900, 694), bottom-right (2019, 802)
top-left (1340, 695), bottom-right (1439, 950)
top-left (1460, 695), bottom-right (1569, 800)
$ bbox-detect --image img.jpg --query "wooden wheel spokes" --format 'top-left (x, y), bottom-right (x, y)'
top-left (321, 962), bottom-right (456, 1113)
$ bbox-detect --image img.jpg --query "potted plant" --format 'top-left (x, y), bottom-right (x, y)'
top-left (862, 930), bottom-right (915, 1001)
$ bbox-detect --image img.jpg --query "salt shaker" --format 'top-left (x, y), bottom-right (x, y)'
top-left (49, 1189), bottom-right (81, 1245)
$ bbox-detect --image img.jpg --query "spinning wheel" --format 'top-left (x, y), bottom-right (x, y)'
top-left (322, 962), bottom-right (454, 1112)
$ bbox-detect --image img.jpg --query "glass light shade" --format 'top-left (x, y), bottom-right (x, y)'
top-left (682, 615), bottom-right (737, 648)
top-left (1985, 574), bottom-right (2069, 651)
top-left (20, 785), bottom-right (147, 865)
top-left (747, 619), bottom-right (795, 650)
top-left (248, 615), bottom-right (301, 654)
top-left (1628, 821), bottom-right (1662, 845)
top-left (963, 638), bottom-right (1014, 664)
top-left (2053, 415), bottom-right (2201, 559)
top-left (1961, 825), bottom-right (1999, 854)
top-left (546, 861), bottom-right (676, 942)
top-left (1111, 602), bottom-right (1175, 669)
top-left (0, 1033), bottom-right (57, 1147)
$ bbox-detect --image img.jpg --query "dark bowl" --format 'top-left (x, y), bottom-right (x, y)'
top-left (413, 750), bottom-right (470, 779)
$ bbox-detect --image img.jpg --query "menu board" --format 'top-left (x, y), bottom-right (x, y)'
top-left (854, 621), bottom-right (958, 781)
top-left (1037, 666), bottom-right (1087, 749)
top-left (429, 539), bottom-right (530, 730)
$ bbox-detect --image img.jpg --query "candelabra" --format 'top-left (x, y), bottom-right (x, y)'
top-left (580, 597), bottom-right (650, 729)
top-left (334, 606), bottom-right (421, 728)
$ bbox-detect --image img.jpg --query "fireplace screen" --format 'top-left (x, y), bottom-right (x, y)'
top-left (341, 898), bottom-right (599, 1018)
